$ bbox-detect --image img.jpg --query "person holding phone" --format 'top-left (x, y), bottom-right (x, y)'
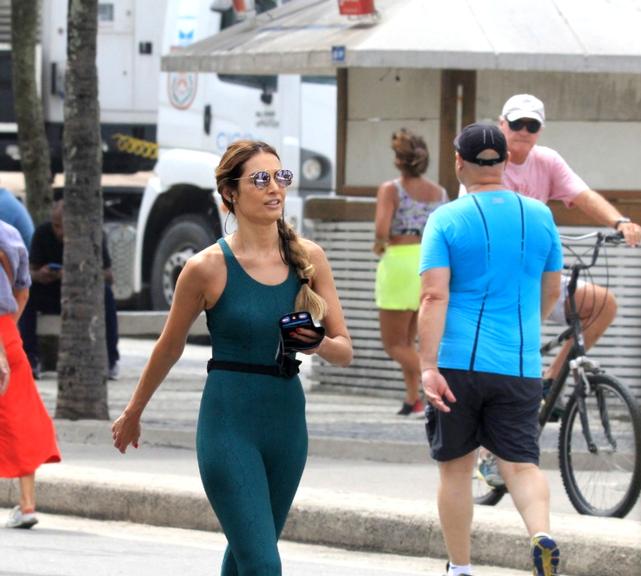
top-left (18, 199), bottom-right (120, 380)
top-left (112, 140), bottom-right (352, 576)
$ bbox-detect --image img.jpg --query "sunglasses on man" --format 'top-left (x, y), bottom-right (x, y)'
top-left (508, 119), bottom-right (542, 134)
top-left (236, 169), bottom-right (294, 189)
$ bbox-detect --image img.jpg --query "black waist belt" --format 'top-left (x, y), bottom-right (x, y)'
top-left (207, 357), bottom-right (301, 379)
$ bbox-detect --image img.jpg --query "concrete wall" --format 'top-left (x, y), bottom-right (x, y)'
top-left (344, 68), bottom-right (641, 191)
top-left (345, 68), bottom-right (441, 188)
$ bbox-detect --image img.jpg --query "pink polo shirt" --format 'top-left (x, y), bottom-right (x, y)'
top-left (503, 145), bottom-right (588, 207)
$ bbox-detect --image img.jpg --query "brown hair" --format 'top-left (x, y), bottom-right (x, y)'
top-left (215, 140), bottom-right (327, 320)
top-left (391, 128), bottom-right (429, 177)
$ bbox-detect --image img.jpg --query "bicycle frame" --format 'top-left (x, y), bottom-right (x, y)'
top-left (538, 232), bottom-right (621, 438)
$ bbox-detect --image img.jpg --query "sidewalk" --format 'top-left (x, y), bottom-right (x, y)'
top-left (2, 338), bottom-right (640, 576)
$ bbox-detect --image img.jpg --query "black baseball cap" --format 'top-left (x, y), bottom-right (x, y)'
top-left (454, 122), bottom-right (507, 166)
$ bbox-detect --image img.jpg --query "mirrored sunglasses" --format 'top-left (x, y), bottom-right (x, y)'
top-left (508, 119), bottom-right (541, 134)
top-left (244, 169), bottom-right (294, 189)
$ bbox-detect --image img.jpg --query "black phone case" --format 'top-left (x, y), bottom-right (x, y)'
top-left (280, 312), bottom-right (325, 351)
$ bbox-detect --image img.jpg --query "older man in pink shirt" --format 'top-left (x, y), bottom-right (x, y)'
top-left (499, 94), bottom-right (641, 384)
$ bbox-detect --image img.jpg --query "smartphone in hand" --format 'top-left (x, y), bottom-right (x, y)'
top-left (279, 311), bottom-right (325, 352)
top-left (47, 263), bottom-right (62, 271)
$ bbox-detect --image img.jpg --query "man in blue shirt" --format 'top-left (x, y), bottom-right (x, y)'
top-left (418, 123), bottom-right (563, 576)
top-left (0, 188), bottom-right (34, 248)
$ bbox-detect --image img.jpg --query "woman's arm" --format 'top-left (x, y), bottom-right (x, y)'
top-left (301, 241), bottom-right (352, 367)
top-left (112, 252), bottom-right (222, 453)
top-left (0, 337), bottom-right (9, 396)
top-left (12, 287), bottom-right (28, 322)
top-left (373, 181), bottom-right (398, 255)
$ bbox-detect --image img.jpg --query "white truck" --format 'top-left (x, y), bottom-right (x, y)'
top-left (110, 0), bottom-right (336, 309)
top-left (0, 0), bottom-right (163, 173)
top-left (0, 0), bottom-right (336, 309)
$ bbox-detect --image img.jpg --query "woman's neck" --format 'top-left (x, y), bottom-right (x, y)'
top-left (231, 222), bottom-right (280, 257)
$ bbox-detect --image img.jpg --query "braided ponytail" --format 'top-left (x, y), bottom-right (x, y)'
top-left (277, 217), bottom-right (327, 321)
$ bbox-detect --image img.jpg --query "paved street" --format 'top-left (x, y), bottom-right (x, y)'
top-left (0, 509), bottom-right (534, 576)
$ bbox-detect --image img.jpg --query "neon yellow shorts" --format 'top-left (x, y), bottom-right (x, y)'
top-left (375, 244), bottom-right (421, 311)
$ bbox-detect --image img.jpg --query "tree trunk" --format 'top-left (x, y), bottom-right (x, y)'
top-left (10, 0), bottom-right (53, 225)
top-left (56, 0), bottom-right (108, 420)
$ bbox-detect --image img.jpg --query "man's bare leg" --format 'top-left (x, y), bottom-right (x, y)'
top-left (437, 451), bottom-right (477, 566)
top-left (543, 283), bottom-right (617, 380)
top-left (497, 460), bottom-right (550, 536)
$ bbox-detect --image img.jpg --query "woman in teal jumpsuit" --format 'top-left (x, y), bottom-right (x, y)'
top-left (112, 140), bottom-right (352, 575)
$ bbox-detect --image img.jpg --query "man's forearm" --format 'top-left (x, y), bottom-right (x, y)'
top-left (418, 297), bottom-right (448, 370)
top-left (572, 189), bottom-right (623, 228)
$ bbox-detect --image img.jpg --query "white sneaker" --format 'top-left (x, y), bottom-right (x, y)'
top-left (6, 505), bottom-right (38, 529)
top-left (108, 362), bottom-right (119, 380)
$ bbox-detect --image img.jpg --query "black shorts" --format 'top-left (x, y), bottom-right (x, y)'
top-left (425, 368), bottom-right (541, 464)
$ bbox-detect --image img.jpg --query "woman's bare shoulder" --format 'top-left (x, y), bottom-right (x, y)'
top-left (377, 179), bottom-right (398, 195)
top-left (180, 243), bottom-right (224, 288)
top-left (300, 238), bottom-right (329, 266)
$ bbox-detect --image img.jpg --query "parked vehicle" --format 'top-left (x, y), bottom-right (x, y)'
top-left (0, 0), bottom-right (164, 173)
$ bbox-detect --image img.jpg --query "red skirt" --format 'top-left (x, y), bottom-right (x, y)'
top-left (0, 314), bottom-right (61, 477)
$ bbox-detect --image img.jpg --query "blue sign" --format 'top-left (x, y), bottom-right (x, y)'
top-left (331, 46), bottom-right (346, 63)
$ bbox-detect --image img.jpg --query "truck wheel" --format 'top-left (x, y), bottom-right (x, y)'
top-left (150, 215), bottom-right (219, 310)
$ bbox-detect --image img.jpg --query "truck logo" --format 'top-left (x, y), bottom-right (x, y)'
top-left (167, 72), bottom-right (198, 110)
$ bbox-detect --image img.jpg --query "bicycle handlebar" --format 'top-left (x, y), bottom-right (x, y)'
top-left (560, 231), bottom-right (624, 272)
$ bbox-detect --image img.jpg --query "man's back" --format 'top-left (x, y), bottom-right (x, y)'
top-left (420, 190), bottom-right (562, 377)
top-left (0, 189), bottom-right (34, 248)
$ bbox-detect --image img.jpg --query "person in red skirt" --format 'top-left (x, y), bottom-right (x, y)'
top-left (0, 219), bottom-right (60, 529)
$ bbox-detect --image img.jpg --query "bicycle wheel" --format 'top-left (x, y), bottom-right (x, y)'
top-left (559, 373), bottom-right (641, 517)
top-left (472, 450), bottom-right (507, 506)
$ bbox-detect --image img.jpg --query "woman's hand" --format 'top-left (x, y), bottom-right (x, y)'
top-left (289, 326), bottom-right (324, 355)
top-left (0, 355), bottom-right (9, 396)
top-left (372, 238), bottom-right (387, 256)
top-left (112, 410), bottom-right (142, 454)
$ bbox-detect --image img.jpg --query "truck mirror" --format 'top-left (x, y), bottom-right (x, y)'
top-left (260, 90), bottom-right (273, 105)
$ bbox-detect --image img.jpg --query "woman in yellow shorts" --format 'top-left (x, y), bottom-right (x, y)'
top-left (374, 128), bottom-right (448, 415)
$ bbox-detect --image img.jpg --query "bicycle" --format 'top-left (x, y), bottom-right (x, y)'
top-left (473, 231), bottom-right (641, 518)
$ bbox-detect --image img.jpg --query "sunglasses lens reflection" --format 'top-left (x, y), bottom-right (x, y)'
top-left (252, 171), bottom-right (271, 188)
top-left (250, 169), bottom-right (293, 188)
top-left (275, 169), bottom-right (293, 186)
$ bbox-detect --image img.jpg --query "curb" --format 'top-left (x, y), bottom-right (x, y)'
top-left (52, 419), bottom-right (560, 467)
top-left (1, 471), bottom-right (639, 576)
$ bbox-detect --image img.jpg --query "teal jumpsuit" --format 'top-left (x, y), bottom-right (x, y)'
top-left (197, 238), bottom-right (308, 576)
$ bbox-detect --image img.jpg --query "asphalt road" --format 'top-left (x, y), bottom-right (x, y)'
top-left (1, 510), bottom-right (534, 576)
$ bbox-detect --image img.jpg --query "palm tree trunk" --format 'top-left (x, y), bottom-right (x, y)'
top-left (55, 0), bottom-right (108, 420)
top-left (10, 0), bottom-right (53, 225)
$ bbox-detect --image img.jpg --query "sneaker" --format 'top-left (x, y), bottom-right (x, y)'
top-left (108, 362), bottom-right (119, 381)
top-left (541, 379), bottom-right (565, 423)
top-left (531, 534), bottom-right (560, 576)
top-left (476, 453), bottom-right (505, 488)
top-left (443, 562), bottom-right (473, 576)
top-left (6, 505), bottom-right (38, 529)
top-left (397, 399), bottom-right (424, 417)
